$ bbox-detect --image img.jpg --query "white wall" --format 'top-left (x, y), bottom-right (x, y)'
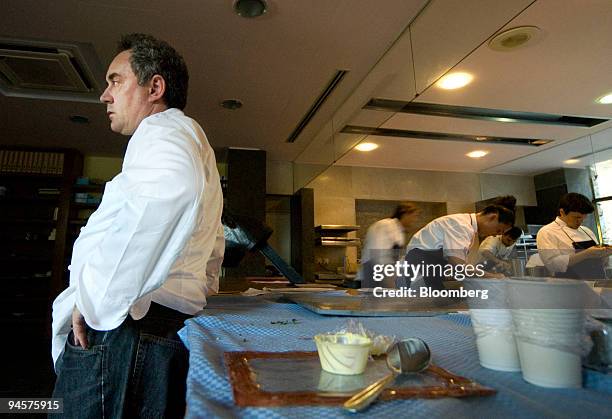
top-left (266, 160), bottom-right (294, 195)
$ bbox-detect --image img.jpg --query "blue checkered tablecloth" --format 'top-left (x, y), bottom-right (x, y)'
top-left (178, 296), bottom-right (612, 419)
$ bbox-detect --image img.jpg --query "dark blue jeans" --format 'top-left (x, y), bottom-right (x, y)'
top-left (52, 303), bottom-right (190, 418)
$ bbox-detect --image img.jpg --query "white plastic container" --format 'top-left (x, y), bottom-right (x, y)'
top-left (314, 333), bottom-right (372, 375)
top-left (508, 279), bottom-right (586, 388)
top-left (470, 309), bottom-right (521, 371)
top-left (516, 340), bottom-right (582, 388)
top-left (464, 279), bottom-right (521, 372)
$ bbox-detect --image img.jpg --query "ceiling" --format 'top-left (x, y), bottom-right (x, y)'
top-left (2, 0), bottom-right (612, 176)
top-left (0, 0), bottom-right (427, 159)
top-left (333, 0), bottom-right (612, 175)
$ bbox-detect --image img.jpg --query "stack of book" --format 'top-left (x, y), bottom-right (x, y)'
top-left (0, 149), bottom-right (65, 175)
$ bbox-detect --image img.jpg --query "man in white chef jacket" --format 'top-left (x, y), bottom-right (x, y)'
top-left (51, 34), bottom-right (224, 418)
top-left (359, 202), bottom-right (421, 288)
top-left (405, 205), bottom-right (515, 290)
top-left (537, 192), bottom-right (611, 279)
top-left (478, 226), bottom-right (522, 273)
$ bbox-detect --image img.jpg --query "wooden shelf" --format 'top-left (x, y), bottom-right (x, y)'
top-left (73, 184), bottom-right (105, 192)
top-left (314, 225), bottom-right (359, 234)
top-left (0, 218), bottom-right (56, 225)
top-left (1, 239), bottom-right (54, 245)
top-left (0, 256), bottom-right (53, 262)
top-left (0, 172), bottom-right (63, 179)
top-left (72, 202), bottom-right (100, 209)
top-left (315, 238), bottom-right (361, 247)
top-left (1, 147), bottom-right (84, 339)
top-left (0, 197), bottom-right (59, 204)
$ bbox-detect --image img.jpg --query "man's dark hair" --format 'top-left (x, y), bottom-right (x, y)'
top-left (391, 202), bottom-right (419, 219)
top-left (491, 195), bottom-right (517, 212)
top-left (558, 193), bottom-right (594, 215)
top-left (481, 204), bottom-right (515, 226)
top-left (504, 226), bottom-right (523, 240)
top-left (118, 33), bottom-right (189, 110)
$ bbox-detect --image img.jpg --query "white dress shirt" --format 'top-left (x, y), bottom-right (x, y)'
top-left (478, 235), bottom-right (515, 261)
top-left (407, 213), bottom-right (477, 261)
top-left (360, 218), bottom-right (405, 263)
top-left (51, 108), bottom-right (224, 365)
top-left (536, 216), bottom-right (598, 274)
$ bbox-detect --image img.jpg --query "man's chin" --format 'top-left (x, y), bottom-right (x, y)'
top-left (109, 122), bottom-right (124, 134)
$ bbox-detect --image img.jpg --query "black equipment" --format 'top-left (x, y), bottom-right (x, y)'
top-left (222, 210), bottom-right (305, 284)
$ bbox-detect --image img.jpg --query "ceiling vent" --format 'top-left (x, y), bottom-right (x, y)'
top-left (488, 26), bottom-right (543, 52)
top-left (0, 37), bottom-right (105, 103)
top-left (286, 70), bottom-right (348, 143)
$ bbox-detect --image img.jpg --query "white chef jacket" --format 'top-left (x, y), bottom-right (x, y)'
top-left (536, 216), bottom-right (598, 274)
top-left (478, 235), bottom-right (515, 262)
top-left (407, 213), bottom-right (477, 261)
top-left (360, 218), bottom-right (405, 263)
top-left (51, 108), bottom-right (224, 365)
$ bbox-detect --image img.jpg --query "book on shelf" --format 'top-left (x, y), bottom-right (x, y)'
top-left (0, 149), bottom-right (65, 175)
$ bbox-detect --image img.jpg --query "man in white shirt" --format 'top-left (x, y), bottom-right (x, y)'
top-left (537, 193), bottom-right (611, 279)
top-left (359, 202), bottom-right (420, 288)
top-left (51, 34), bottom-right (224, 418)
top-left (406, 205), bottom-right (514, 289)
top-left (479, 226), bottom-right (522, 273)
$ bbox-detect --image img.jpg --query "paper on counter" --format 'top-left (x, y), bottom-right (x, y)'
top-left (241, 288), bottom-right (271, 296)
top-left (526, 253), bottom-right (545, 268)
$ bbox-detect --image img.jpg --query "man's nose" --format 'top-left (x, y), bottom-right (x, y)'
top-left (100, 87), bottom-right (112, 104)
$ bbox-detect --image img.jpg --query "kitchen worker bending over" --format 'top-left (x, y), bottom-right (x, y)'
top-left (406, 205), bottom-right (515, 290)
top-left (537, 192), bottom-right (611, 279)
top-left (51, 33), bottom-right (224, 418)
top-left (478, 226), bottom-right (523, 274)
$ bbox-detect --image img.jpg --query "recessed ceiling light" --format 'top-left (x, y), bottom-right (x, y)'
top-left (564, 159), bottom-right (580, 164)
top-left (234, 0), bottom-right (267, 18)
top-left (355, 142), bottom-right (378, 152)
top-left (436, 72), bottom-right (473, 90)
top-left (597, 93), bottom-right (612, 104)
top-left (466, 150), bottom-right (488, 158)
top-left (475, 136), bottom-right (488, 141)
top-left (221, 99), bottom-right (243, 110)
top-left (531, 139), bottom-right (550, 145)
top-left (495, 117), bottom-right (516, 123)
top-left (488, 26), bottom-right (542, 52)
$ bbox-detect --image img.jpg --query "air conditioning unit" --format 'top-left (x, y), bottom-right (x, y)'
top-left (0, 37), bottom-right (105, 103)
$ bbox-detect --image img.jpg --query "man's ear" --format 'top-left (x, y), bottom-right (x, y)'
top-left (148, 74), bottom-right (166, 102)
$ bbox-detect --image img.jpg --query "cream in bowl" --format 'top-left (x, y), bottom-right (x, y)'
top-left (314, 333), bottom-right (372, 375)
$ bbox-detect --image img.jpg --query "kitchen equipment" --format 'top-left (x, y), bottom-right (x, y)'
top-left (344, 338), bottom-right (431, 412)
top-left (585, 316), bottom-right (612, 372)
top-left (526, 266), bottom-right (548, 277)
top-left (510, 258), bottom-right (527, 277)
top-left (288, 293), bottom-right (467, 317)
top-left (222, 210), bottom-right (305, 284)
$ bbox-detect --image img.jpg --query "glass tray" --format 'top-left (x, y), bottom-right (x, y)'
top-left (225, 351), bottom-right (495, 407)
